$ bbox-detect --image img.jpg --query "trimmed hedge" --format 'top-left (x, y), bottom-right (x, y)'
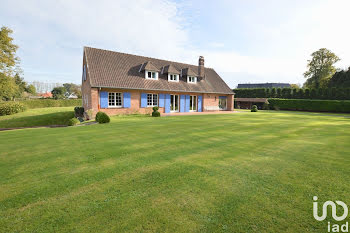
top-left (16, 99), bottom-right (82, 109)
top-left (233, 88), bottom-right (350, 100)
top-left (268, 98), bottom-right (350, 113)
top-left (95, 111), bottom-right (110, 124)
top-left (0, 102), bottom-right (27, 116)
top-left (251, 105), bottom-right (258, 112)
top-left (152, 107), bottom-right (160, 117)
top-left (68, 118), bottom-right (80, 126)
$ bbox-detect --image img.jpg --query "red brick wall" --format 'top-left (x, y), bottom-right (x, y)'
top-left (85, 86), bottom-right (234, 116)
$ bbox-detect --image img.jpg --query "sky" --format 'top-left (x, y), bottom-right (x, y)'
top-left (1, 0), bottom-right (350, 88)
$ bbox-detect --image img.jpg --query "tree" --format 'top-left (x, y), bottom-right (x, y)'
top-left (290, 84), bottom-right (300, 89)
top-left (63, 83), bottom-right (82, 98)
top-left (0, 73), bottom-right (19, 100)
top-left (25, 84), bottom-right (36, 95)
top-left (13, 73), bottom-right (26, 97)
top-left (52, 87), bottom-right (67, 99)
top-left (328, 67), bottom-right (350, 88)
top-left (303, 48), bottom-right (340, 89)
top-left (0, 27), bottom-right (19, 75)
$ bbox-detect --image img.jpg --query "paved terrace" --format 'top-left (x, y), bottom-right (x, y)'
top-left (162, 111), bottom-right (238, 116)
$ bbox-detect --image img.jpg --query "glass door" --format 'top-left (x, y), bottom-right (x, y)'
top-left (190, 95), bottom-right (197, 111)
top-left (170, 95), bottom-right (179, 112)
top-left (219, 97), bottom-right (227, 110)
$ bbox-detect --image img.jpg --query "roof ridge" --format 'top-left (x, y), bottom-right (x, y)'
top-left (84, 46), bottom-right (215, 70)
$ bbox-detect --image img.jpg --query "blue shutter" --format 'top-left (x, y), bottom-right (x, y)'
top-left (159, 94), bottom-right (165, 107)
top-left (123, 92), bottom-right (131, 108)
top-left (185, 95), bottom-right (190, 112)
top-left (100, 91), bottom-right (108, 108)
top-left (165, 94), bottom-right (170, 113)
top-left (198, 95), bottom-right (202, 112)
top-left (180, 95), bottom-right (185, 112)
top-left (141, 93), bottom-right (147, 107)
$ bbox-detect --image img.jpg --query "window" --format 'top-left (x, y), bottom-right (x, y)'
top-left (83, 65), bottom-right (87, 81)
top-left (168, 73), bottom-right (179, 82)
top-left (147, 94), bottom-right (158, 107)
top-left (190, 95), bottom-right (197, 111)
top-left (187, 76), bottom-right (197, 83)
top-left (145, 71), bottom-right (158, 80)
top-left (108, 92), bottom-right (122, 107)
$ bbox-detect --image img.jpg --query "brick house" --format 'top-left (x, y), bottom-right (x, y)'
top-left (82, 47), bottom-right (234, 116)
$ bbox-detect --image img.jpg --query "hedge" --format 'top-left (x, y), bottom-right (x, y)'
top-left (0, 102), bottom-right (26, 116)
top-left (267, 98), bottom-right (350, 113)
top-left (4, 99), bottom-right (82, 109)
top-left (233, 88), bottom-right (350, 100)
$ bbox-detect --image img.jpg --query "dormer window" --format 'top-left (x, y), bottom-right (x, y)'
top-left (168, 73), bottom-right (179, 82)
top-left (146, 71), bottom-right (158, 80)
top-left (187, 76), bottom-right (197, 83)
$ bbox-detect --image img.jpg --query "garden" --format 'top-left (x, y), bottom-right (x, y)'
top-left (1, 110), bottom-right (350, 232)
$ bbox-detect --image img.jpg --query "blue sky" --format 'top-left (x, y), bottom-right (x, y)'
top-left (1, 0), bottom-right (350, 88)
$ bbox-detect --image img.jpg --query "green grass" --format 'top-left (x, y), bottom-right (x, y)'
top-left (0, 111), bottom-right (350, 232)
top-left (0, 107), bottom-right (74, 128)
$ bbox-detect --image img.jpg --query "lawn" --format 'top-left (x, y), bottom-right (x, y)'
top-left (0, 111), bottom-right (350, 232)
top-left (0, 107), bottom-right (74, 128)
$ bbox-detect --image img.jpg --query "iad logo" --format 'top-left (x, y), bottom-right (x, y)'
top-left (313, 196), bottom-right (349, 232)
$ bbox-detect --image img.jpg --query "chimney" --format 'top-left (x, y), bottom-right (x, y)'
top-left (198, 56), bottom-right (205, 78)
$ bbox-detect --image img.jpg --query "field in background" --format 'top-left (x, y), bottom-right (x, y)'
top-left (1, 111), bottom-right (350, 232)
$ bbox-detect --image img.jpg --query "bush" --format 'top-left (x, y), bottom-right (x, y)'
top-left (17, 99), bottom-right (81, 109)
top-left (152, 106), bottom-right (160, 117)
top-left (95, 111), bottom-right (110, 123)
top-left (268, 98), bottom-right (350, 113)
top-left (0, 102), bottom-right (26, 116)
top-left (74, 106), bottom-right (84, 117)
top-left (251, 105), bottom-right (258, 112)
top-left (68, 118), bottom-right (80, 126)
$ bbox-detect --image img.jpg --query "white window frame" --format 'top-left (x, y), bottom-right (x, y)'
top-left (168, 73), bottom-right (179, 82)
top-left (145, 71), bottom-right (158, 80)
top-left (189, 95), bottom-right (197, 112)
top-left (108, 92), bottom-right (123, 108)
top-left (187, 76), bottom-right (197, 83)
top-left (147, 93), bottom-right (158, 107)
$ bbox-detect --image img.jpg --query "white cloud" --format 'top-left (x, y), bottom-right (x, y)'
top-left (1, 0), bottom-right (350, 89)
top-left (1, 0), bottom-right (191, 83)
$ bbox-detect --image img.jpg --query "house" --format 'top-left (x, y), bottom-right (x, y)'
top-left (38, 92), bottom-right (53, 98)
top-left (237, 83), bottom-right (291, 89)
top-left (81, 47), bottom-right (234, 116)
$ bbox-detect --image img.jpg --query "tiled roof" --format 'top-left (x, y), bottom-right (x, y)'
top-left (84, 47), bottom-right (233, 94)
top-left (181, 67), bottom-right (197, 77)
top-left (162, 64), bottom-right (180, 74)
top-left (140, 61), bottom-right (160, 72)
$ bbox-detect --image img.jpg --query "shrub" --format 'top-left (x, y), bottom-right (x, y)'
top-left (68, 118), bottom-right (80, 126)
top-left (74, 106), bottom-right (84, 117)
top-left (152, 106), bottom-right (161, 117)
top-left (95, 111), bottom-right (110, 123)
top-left (251, 105), bottom-right (258, 112)
top-left (0, 102), bottom-right (26, 116)
top-left (268, 98), bottom-right (350, 113)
